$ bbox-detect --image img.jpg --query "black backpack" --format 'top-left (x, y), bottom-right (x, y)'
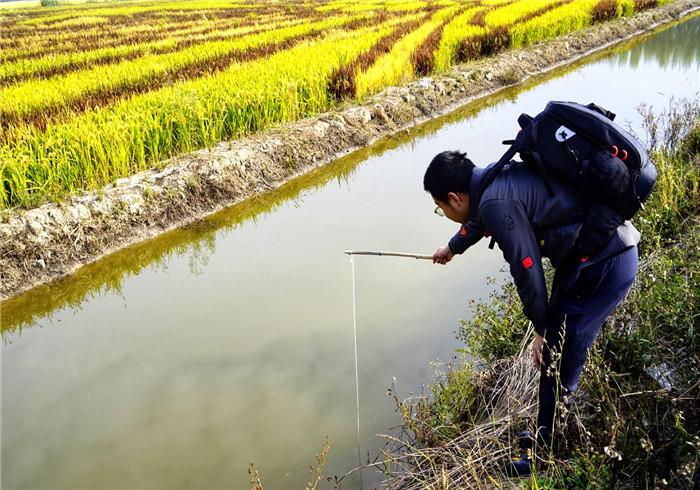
top-left (481, 101), bottom-right (657, 258)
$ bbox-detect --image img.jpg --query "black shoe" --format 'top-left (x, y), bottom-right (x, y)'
top-left (519, 429), bottom-right (554, 453)
top-left (503, 455), bottom-right (533, 477)
top-left (517, 430), bottom-right (534, 451)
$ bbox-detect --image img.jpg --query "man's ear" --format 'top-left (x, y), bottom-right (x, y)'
top-left (446, 192), bottom-right (461, 207)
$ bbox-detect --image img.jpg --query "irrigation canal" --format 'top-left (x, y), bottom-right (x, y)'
top-left (2, 15), bottom-right (699, 490)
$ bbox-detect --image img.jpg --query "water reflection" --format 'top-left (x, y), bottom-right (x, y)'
top-left (1, 154), bottom-right (364, 333)
top-left (615, 13), bottom-right (700, 69)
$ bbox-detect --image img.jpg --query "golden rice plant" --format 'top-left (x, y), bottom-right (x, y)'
top-left (385, 0), bottom-right (431, 12)
top-left (0, 20), bottom-right (399, 208)
top-left (49, 15), bottom-right (110, 27)
top-left (0, 13), bottom-right (369, 124)
top-left (509, 0), bottom-right (600, 48)
top-left (0, 0), bottom-right (677, 209)
top-left (479, 0), bottom-right (515, 5)
top-left (13, 1), bottom-right (252, 26)
top-left (1, 13), bottom-right (260, 61)
top-left (434, 7), bottom-right (486, 71)
top-left (355, 4), bottom-right (460, 98)
top-left (1, 14), bottom-right (305, 82)
top-left (484, 0), bottom-right (566, 28)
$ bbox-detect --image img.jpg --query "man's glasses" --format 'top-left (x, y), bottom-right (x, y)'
top-left (434, 206), bottom-right (445, 217)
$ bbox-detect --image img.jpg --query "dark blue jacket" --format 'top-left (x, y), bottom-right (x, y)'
top-left (448, 162), bottom-right (640, 336)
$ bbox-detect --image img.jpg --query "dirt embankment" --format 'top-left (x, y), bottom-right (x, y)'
top-left (1, 0), bottom-right (698, 300)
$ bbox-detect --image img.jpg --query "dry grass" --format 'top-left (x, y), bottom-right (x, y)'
top-left (351, 327), bottom-right (543, 489)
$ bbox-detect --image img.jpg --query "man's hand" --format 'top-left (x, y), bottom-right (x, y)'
top-left (433, 245), bottom-right (454, 265)
top-left (532, 334), bottom-right (545, 368)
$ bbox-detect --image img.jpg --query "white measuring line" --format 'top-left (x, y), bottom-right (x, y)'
top-left (349, 255), bottom-right (362, 475)
top-left (345, 250), bottom-right (433, 483)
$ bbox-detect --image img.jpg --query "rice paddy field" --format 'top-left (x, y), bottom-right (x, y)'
top-left (0, 0), bottom-right (675, 209)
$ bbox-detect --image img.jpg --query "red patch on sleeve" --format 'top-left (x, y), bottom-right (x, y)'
top-left (521, 256), bottom-right (534, 269)
top-left (460, 226), bottom-right (468, 237)
top-left (579, 256), bottom-right (589, 263)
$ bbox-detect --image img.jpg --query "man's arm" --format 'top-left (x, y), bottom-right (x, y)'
top-left (434, 220), bottom-right (486, 264)
top-left (448, 220), bottom-right (486, 255)
top-left (479, 198), bottom-right (550, 336)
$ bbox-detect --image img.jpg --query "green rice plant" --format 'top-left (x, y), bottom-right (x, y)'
top-left (40, 0), bottom-right (65, 7)
top-left (619, 0), bottom-right (636, 15)
top-left (355, 5), bottom-right (460, 98)
top-left (0, 150), bottom-right (31, 209)
top-left (509, 0), bottom-right (600, 48)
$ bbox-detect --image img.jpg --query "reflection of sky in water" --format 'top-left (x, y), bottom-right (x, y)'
top-left (2, 16), bottom-right (700, 490)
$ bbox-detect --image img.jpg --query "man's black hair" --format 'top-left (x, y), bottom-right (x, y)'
top-left (423, 150), bottom-right (475, 202)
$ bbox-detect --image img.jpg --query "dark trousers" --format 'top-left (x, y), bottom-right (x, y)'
top-left (537, 245), bottom-right (639, 440)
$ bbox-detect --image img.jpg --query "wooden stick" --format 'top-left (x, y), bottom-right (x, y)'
top-left (344, 250), bottom-right (433, 260)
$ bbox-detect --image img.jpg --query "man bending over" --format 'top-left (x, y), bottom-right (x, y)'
top-left (424, 150), bottom-right (639, 476)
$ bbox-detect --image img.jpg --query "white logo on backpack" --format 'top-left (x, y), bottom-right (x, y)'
top-left (555, 125), bottom-right (576, 142)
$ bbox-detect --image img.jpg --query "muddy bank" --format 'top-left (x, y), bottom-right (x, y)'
top-left (1, 0), bottom-right (698, 300)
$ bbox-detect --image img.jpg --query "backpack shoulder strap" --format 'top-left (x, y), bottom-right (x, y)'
top-left (529, 151), bottom-right (554, 196)
top-left (481, 114), bottom-right (542, 195)
top-left (479, 144), bottom-right (519, 195)
top-left (480, 141), bottom-right (555, 196)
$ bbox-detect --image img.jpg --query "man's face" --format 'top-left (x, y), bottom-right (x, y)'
top-left (433, 192), bottom-right (470, 224)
